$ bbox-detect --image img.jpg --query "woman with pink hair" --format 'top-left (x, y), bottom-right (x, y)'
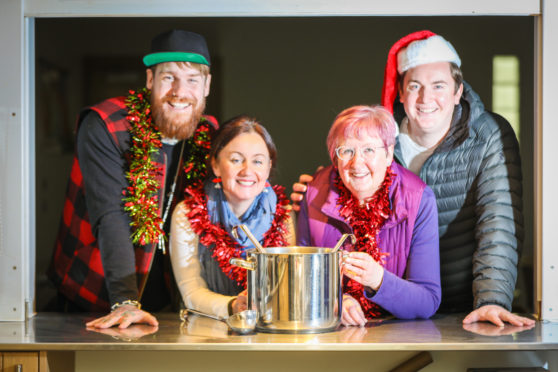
top-left (297, 105), bottom-right (441, 326)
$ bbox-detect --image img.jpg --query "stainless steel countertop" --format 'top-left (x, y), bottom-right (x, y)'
top-left (0, 313), bottom-right (556, 351)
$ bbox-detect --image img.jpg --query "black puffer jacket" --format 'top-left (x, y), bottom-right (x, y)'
top-left (393, 82), bottom-right (523, 312)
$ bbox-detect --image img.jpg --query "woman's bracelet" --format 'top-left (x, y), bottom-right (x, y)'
top-left (111, 299), bottom-right (141, 311)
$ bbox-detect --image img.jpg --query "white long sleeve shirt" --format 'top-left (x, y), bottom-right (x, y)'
top-left (170, 200), bottom-right (296, 318)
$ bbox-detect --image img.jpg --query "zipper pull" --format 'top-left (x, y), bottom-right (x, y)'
top-left (158, 229), bottom-right (166, 254)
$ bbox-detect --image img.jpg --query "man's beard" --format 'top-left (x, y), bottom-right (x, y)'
top-left (151, 94), bottom-right (206, 140)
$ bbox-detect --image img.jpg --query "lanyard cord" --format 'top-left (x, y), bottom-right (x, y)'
top-left (158, 140), bottom-right (186, 254)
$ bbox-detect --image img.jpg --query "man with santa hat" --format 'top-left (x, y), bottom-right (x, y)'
top-left (380, 30), bottom-right (533, 327)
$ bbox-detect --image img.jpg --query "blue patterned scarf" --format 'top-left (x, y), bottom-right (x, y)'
top-left (205, 180), bottom-right (277, 253)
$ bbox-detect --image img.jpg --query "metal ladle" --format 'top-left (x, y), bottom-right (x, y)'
top-left (331, 233), bottom-right (356, 253)
top-left (182, 308), bottom-right (258, 335)
top-left (232, 224), bottom-right (266, 253)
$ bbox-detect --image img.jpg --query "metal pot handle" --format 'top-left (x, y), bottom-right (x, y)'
top-left (230, 257), bottom-right (257, 271)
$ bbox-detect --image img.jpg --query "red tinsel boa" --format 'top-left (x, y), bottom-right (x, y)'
top-left (184, 185), bottom-right (291, 288)
top-left (335, 166), bottom-right (394, 319)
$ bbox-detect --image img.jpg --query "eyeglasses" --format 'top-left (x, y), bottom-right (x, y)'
top-left (335, 145), bottom-right (385, 161)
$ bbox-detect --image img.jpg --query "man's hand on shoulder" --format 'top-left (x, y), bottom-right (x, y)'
top-left (85, 304), bottom-right (159, 329)
top-left (462, 304), bottom-right (535, 327)
top-left (290, 174), bottom-right (315, 212)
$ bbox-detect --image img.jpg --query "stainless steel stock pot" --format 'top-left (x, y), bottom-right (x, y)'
top-left (230, 226), bottom-right (354, 334)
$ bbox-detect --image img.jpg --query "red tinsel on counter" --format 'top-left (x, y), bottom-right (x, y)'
top-left (184, 185), bottom-right (291, 288)
top-left (335, 166), bottom-right (394, 319)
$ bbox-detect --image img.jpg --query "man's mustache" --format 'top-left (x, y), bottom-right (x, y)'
top-left (163, 95), bottom-right (197, 106)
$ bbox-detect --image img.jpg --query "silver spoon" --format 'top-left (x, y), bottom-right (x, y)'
top-left (332, 233), bottom-right (356, 253)
top-left (182, 308), bottom-right (258, 335)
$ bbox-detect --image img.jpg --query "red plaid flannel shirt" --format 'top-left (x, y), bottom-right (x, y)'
top-left (48, 96), bottom-right (217, 311)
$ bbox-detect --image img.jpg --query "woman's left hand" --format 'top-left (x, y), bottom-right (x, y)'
top-left (232, 290), bottom-right (248, 313)
top-left (343, 251), bottom-right (384, 291)
top-left (341, 295), bottom-right (366, 326)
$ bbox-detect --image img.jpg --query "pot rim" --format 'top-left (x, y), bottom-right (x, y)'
top-left (246, 246), bottom-right (341, 255)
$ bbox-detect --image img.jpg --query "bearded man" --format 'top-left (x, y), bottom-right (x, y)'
top-left (48, 30), bottom-right (217, 329)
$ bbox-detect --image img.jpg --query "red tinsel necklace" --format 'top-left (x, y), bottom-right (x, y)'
top-left (122, 88), bottom-right (214, 246)
top-left (184, 185), bottom-right (291, 288)
top-left (335, 166), bottom-right (394, 319)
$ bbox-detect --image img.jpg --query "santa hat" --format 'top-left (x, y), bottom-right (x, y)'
top-left (381, 31), bottom-right (461, 114)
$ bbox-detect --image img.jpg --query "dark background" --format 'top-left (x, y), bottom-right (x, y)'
top-left (34, 16), bottom-right (535, 313)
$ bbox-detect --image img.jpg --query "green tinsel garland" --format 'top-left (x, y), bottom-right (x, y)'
top-left (123, 88), bottom-right (213, 245)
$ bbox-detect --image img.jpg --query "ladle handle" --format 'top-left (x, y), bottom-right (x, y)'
top-left (332, 233), bottom-right (356, 253)
top-left (184, 308), bottom-right (224, 322)
top-left (232, 224), bottom-right (266, 253)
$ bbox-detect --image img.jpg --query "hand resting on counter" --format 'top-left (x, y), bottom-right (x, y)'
top-left (85, 304), bottom-right (158, 329)
top-left (463, 304), bottom-right (536, 328)
top-left (232, 290), bottom-right (248, 314)
top-left (342, 294), bottom-right (367, 327)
